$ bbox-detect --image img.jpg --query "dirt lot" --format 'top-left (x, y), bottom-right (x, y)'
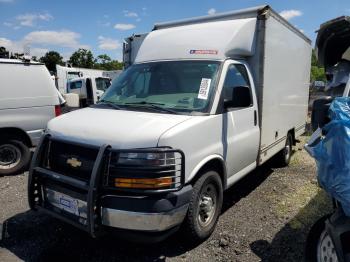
top-left (0, 136), bottom-right (333, 262)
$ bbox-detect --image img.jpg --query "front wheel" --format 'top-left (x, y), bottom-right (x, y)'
top-left (181, 170), bottom-right (223, 242)
top-left (317, 230), bottom-right (339, 262)
top-left (0, 139), bottom-right (30, 175)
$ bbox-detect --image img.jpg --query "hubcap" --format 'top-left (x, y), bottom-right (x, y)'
top-left (317, 230), bottom-right (338, 262)
top-left (0, 144), bottom-right (21, 170)
top-left (198, 184), bottom-right (217, 227)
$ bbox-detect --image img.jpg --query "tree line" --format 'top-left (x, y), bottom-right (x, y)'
top-left (0, 46), bottom-right (123, 72)
top-left (1, 45), bottom-right (326, 81)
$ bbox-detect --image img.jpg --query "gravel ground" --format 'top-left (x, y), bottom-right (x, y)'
top-left (0, 136), bottom-right (333, 262)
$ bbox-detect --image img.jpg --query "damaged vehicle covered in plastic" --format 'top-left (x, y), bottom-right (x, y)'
top-left (306, 16), bottom-right (350, 262)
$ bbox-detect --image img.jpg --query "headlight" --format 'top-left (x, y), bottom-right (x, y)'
top-left (117, 152), bottom-right (175, 166)
top-left (106, 150), bottom-right (183, 191)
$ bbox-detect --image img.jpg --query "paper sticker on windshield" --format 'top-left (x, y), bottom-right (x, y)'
top-left (198, 78), bottom-right (212, 100)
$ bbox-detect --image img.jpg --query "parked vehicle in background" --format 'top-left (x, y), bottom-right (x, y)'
top-left (28, 5), bottom-right (311, 242)
top-left (306, 98), bottom-right (350, 262)
top-left (0, 59), bottom-right (61, 175)
top-left (56, 65), bottom-right (120, 95)
top-left (311, 16), bottom-right (350, 131)
top-left (306, 15), bottom-right (350, 262)
top-left (67, 76), bottom-right (111, 107)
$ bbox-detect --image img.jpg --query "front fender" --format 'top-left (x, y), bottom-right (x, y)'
top-left (188, 154), bottom-right (227, 189)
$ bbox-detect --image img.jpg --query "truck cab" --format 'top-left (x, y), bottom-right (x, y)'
top-left (67, 76), bottom-right (111, 107)
top-left (28, 5), bottom-right (311, 242)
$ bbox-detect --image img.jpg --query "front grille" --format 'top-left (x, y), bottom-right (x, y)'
top-left (42, 139), bottom-right (99, 181)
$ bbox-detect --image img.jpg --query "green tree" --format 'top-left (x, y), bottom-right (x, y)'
top-left (310, 49), bottom-right (326, 82)
top-left (95, 54), bottom-right (111, 65)
top-left (0, 46), bottom-right (9, 58)
top-left (69, 48), bottom-right (94, 68)
top-left (94, 54), bottom-right (123, 70)
top-left (39, 51), bottom-right (63, 72)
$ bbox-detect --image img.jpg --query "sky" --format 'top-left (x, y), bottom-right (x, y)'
top-left (0, 0), bottom-right (349, 61)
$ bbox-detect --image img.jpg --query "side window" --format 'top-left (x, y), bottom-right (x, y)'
top-left (223, 64), bottom-right (252, 108)
top-left (95, 78), bottom-right (111, 92)
top-left (70, 80), bottom-right (82, 89)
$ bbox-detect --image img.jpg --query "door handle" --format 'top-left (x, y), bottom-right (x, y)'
top-left (254, 110), bottom-right (257, 126)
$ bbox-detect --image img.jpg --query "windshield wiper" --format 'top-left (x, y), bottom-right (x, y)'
top-left (96, 100), bottom-right (122, 110)
top-left (125, 101), bottom-right (178, 114)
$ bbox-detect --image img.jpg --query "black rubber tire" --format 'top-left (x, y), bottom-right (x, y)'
top-left (304, 215), bottom-right (329, 262)
top-left (275, 133), bottom-right (293, 167)
top-left (181, 170), bottom-right (223, 243)
top-left (0, 139), bottom-right (31, 175)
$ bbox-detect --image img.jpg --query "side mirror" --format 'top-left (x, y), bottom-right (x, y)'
top-left (224, 86), bottom-right (251, 108)
top-left (311, 96), bottom-right (333, 131)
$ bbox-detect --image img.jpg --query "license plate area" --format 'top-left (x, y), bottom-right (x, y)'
top-left (44, 187), bottom-right (88, 221)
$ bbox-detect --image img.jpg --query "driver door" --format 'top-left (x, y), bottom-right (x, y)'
top-left (220, 62), bottom-right (260, 180)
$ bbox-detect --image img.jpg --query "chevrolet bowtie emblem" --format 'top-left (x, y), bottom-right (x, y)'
top-left (67, 157), bottom-right (82, 168)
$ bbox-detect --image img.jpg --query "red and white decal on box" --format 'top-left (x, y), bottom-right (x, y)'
top-left (190, 50), bottom-right (218, 55)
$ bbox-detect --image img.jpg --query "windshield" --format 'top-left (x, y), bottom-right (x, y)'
top-left (100, 61), bottom-right (220, 114)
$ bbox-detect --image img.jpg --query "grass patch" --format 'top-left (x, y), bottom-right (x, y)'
top-left (275, 182), bottom-right (332, 230)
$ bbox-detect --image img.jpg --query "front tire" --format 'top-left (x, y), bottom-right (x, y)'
top-left (182, 170), bottom-right (223, 242)
top-left (0, 139), bottom-right (30, 175)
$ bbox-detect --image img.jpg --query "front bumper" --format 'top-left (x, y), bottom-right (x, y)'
top-left (100, 185), bottom-right (192, 232)
top-left (101, 203), bottom-right (189, 232)
top-left (44, 184), bottom-right (191, 232)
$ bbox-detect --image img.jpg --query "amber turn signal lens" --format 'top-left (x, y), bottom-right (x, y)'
top-left (115, 177), bottom-right (173, 189)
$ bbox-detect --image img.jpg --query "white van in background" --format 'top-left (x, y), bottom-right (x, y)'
top-left (0, 59), bottom-right (61, 175)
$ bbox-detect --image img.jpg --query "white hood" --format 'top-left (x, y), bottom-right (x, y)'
top-left (47, 108), bottom-right (192, 149)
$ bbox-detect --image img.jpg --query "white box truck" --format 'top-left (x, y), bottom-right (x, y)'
top-left (28, 5), bottom-right (311, 242)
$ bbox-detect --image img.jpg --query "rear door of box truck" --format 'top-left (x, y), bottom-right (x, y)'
top-left (257, 14), bottom-right (312, 164)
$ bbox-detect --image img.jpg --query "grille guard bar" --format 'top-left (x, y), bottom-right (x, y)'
top-left (28, 135), bottom-right (185, 237)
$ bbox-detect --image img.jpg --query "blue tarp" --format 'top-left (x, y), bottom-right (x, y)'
top-left (306, 97), bottom-right (350, 216)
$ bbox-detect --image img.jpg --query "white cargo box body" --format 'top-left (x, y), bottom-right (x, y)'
top-left (124, 6), bottom-right (311, 164)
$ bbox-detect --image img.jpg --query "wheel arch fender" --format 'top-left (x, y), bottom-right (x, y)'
top-left (188, 155), bottom-right (227, 189)
top-left (0, 127), bottom-right (32, 147)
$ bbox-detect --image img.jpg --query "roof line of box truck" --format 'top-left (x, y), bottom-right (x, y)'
top-left (153, 5), bottom-right (311, 44)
